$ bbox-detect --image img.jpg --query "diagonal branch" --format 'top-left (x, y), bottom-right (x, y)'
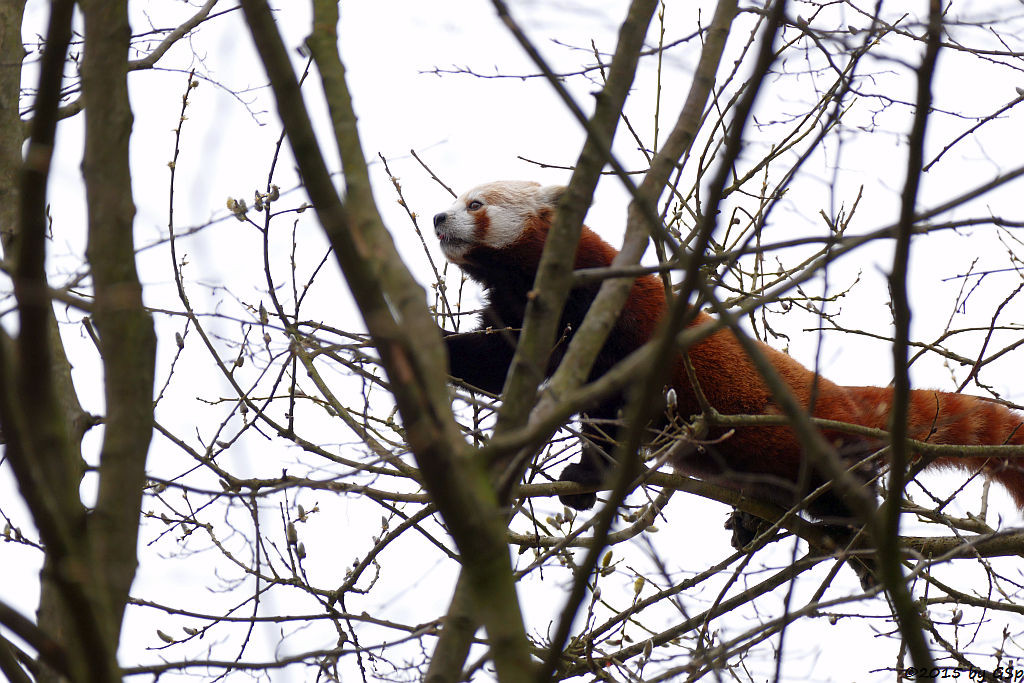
top-left (536, 4), bottom-right (787, 678)
top-left (241, 2), bottom-right (536, 679)
top-left (490, 0), bottom-right (659, 446)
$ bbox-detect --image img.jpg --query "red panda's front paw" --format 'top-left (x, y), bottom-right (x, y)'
top-left (724, 509), bottom-right (770, 549)
top-left (557, 462), bottom-right (605, 510)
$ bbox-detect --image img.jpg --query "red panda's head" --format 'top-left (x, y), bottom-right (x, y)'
top-left (432, 181), bottom-right (565, 266)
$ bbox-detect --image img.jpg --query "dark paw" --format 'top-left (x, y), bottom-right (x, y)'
top-left (724, 509), bottom-right (769, 549)
top-left (557, 462), bottom-right (604, 510)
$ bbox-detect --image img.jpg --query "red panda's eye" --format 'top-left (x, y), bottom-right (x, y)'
top-left (467, 200), bottom-right (483, 211)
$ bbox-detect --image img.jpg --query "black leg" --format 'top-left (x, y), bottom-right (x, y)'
top-left (558, 401), bottom-right (621, 510)
top-left (724, 509), bottom-right (770, 548)
top-left (443, 329), bottom-right (516, 395)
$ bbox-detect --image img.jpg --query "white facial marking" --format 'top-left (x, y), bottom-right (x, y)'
top-left (433, 181), bottom-right (555, 263)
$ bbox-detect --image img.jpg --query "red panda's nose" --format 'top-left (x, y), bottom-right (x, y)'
top-left (433, 212), bottom-right (447, 229)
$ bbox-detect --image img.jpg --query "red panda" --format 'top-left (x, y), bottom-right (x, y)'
top-left (432, 180), bottom-right (1024, 524)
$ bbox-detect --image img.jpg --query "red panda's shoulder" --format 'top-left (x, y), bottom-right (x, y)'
top-left (572, 226), bottom-right (619, 269)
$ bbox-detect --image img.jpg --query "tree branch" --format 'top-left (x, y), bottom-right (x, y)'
top-left (242, 2), bottom-right (537, 679)
top-left (880, 0), bottom-right (944, 671)
top-left (79, 0), bottom-right (159, 667)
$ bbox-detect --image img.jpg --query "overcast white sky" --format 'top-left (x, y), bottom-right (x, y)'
top-left (3, 1), bottom-right (1024, 680)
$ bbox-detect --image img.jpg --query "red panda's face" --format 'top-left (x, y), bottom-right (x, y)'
top-left (432, 181), bottom-right (564, 265)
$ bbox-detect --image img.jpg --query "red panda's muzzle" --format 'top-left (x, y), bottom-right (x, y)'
top-left (433, 211), bottom-right (473, 261)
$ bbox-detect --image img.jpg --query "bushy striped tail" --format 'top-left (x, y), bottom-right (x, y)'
top-left (849, 387), bottom-right (1024, 510)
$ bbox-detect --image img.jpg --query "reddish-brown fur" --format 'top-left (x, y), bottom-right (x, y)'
top-left (588, 229), bottom-right (1024, 513)
top-left (676, 308), bottom-right (1024, 512)
top-left (437, 185), bottom-right (1024, 516)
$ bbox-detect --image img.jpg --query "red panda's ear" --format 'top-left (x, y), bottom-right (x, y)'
top-left (538, 184), bottom-right (567, 208)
